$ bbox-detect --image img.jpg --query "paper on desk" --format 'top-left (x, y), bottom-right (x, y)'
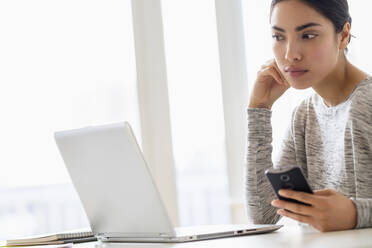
top-left (0, 243), bottom-right (73, 248)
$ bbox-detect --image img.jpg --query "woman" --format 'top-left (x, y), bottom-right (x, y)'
top-left (246, 0), bottom-right (372, 232)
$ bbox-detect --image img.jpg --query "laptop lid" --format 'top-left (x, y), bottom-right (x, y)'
top-left (54, 122), bottom-right (176, 237)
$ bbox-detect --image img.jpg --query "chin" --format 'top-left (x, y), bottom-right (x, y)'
top-left (288, 79), bottom-right (313, 90)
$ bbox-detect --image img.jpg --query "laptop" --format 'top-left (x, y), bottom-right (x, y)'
top-left (54, 122), bottom-right (282, 243)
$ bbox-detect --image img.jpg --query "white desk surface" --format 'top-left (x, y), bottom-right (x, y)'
top-left (73, 224), bottom-right (372, 248)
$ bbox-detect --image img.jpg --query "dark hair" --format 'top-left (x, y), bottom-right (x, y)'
top-left (270, 0), bottom-right (353, 46)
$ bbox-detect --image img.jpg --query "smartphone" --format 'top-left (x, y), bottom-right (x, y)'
top-left (265, 166), bottom-right (313, 205)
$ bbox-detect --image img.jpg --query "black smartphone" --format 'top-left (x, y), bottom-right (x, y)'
top-left (265, 166), bottom-right (313, 205)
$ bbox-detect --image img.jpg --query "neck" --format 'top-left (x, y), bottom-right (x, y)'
top-left (312, 55), bottom-right (368, 107)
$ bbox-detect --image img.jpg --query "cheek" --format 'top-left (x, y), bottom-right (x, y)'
top-left (307, 42), bottom-right (338, 72)
top-left (272, 44), bottom-right (286, 72)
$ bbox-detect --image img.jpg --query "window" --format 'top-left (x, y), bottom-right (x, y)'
top-left (0, 0), bottom-right (139, 238)
top-left (347, 1), bottom-right (372, 71)
top-left (161, 0), bottom-right (231, 225)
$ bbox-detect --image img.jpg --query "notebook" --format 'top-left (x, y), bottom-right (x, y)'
top-left (5, 230), bottom-right (96, 246)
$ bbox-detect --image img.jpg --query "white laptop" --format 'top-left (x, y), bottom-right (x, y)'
top-left (54, 122), bottom-right (282, 243)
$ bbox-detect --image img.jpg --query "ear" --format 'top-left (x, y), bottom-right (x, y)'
top-left (339, 22), bottom-right (351, 50)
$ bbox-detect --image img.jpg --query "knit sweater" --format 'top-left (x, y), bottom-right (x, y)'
top-left (245, 76), bottom-right (372, 228)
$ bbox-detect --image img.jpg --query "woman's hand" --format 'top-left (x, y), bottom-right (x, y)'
top-left (271, 189), bottom-right (358, 232)
top-left (248, 59), bottom-right (290, 110)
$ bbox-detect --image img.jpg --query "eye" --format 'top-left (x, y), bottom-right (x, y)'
top-left (272, 34), bottom-right (284, 41)
top-left (302, 33), bottom-right (317, 39)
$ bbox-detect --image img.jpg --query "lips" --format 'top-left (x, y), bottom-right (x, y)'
top-left (284, 67), bottom-right (309, 78)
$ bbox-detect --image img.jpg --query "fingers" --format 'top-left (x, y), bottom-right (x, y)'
top-left (277, 209), bottom-right (313, 225)
top-left (272, 199), bottom-right (313, 216)
top-left (272, 61), bottom-right (289, 87)
top-left (263, 58), bottom-right (275, 66)
top-left (260, 60), bottom-right (288, 86)
top-left (262, 67), bottom-right (284, 85)
top-left (278, 189), bottom-right (318, 205)
top-left (258, 64), bottom-right (284, 85)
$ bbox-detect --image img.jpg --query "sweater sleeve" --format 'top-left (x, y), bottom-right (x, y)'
top-left (351, 196), bottom-right (372, 228)
top-left (245, 108), bottom-right (297, 224)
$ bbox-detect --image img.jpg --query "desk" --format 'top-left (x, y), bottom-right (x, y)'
top-left (73, 225), bottom-right (372, 248)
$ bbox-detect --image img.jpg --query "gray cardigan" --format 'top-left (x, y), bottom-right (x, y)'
top-left (245, 76), bottom-right (372, 228)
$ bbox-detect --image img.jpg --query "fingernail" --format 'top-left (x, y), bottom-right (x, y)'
top-left (271, 200), bottom-right (280, 207)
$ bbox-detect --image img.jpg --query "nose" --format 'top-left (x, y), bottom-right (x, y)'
top-left (285, 41), bottom-right (302, 62)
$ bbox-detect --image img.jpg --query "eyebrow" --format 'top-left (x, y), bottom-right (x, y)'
top-left (272, 22), bottom-right (322, 32)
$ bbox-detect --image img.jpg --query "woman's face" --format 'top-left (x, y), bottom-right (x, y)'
top-left (271, 0), bottom-right (343, 89)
